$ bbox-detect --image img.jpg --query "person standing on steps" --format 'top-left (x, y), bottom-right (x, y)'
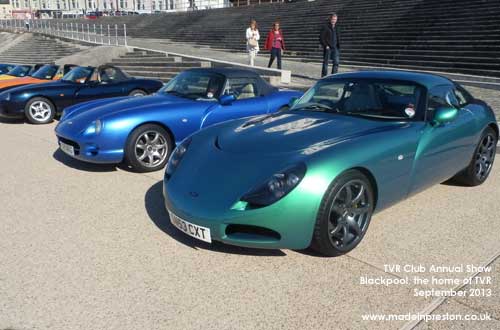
top-left (25, 13), bottom-right (32, 31)
top-left (320, 13), bottom-right (341, 77)
top-left (265, 21), bottom-right (286, 70)
top-left (246, 19), bottom-right (260, 67)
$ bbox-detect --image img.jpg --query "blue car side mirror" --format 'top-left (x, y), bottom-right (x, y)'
top-left (220, 94), bottom-right (236, 106)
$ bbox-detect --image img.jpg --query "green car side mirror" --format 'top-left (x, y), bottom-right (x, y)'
top-left (288, 97), bottom-right (299, 108)
top-left (432, 107), bottom-right (458, 126)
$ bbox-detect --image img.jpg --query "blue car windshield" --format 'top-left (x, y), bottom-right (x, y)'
top-left (0, 64), bottom-right (14, 74)
top-left (160, 71), bottom-right (225, 100)
top-left (31, 65), bottom-right (59, 80)
top-left (292, 79), bottom-right (424, 121)
top-left (62, 67), bottom-right (94, 83)
top-left (6, 65), bottom-right (31, 77)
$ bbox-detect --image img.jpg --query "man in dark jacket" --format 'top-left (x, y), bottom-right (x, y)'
top-left (319, 13), bottom-right (340, 77)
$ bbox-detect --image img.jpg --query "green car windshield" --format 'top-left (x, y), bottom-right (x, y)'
top-left (6, 65), bottom-right (32, 77)
top-left (160, 71), bottom-right (225, 100)
top-left (31, 65), bottom-right (59, 80)
top-left (292, 79), bottom-right (424, 120)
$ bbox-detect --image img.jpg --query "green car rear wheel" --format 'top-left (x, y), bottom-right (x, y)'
top-left (453, 127), bottom-right (497, 186)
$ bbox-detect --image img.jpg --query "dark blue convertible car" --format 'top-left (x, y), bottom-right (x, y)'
top-left (0, 65), bottom-right (163, 124)
top-left (55, 68), bottom-right (302, 172)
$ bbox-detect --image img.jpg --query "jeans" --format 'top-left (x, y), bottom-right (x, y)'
top-left (321, 47), bottom-right (340, 77)
top-left (268, 47), bottom-right (282, 70)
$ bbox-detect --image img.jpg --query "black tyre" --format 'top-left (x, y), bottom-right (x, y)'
top-left (452, 127), bottom-right (497, 186)
top-left (25, 97), bottom-right (56, 124)
top-left (124, 124), bottom-right (173, 173)
top-left (129, 89), bottom-right (147, 97)
top-left (311, 169), bottom-right (375, 257)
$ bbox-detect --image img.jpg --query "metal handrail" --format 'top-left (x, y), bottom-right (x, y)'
top-left (0, 19), bottom-right (128, 47)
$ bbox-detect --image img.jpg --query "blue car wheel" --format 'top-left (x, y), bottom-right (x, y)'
top-left (124, 123), bottom-right (173, 172)
top-left (25, 97), bottom-right (56, 125)
top-left (129, 89), bottom-right (147, 97)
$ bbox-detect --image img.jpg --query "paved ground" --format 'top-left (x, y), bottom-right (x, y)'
top-left (0, 112), bottom-right (499, 329)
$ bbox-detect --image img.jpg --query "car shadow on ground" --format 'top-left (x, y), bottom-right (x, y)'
top-left (0, 117), bottom-right (25, 125)
top-left (52, 149), bottom-right (119, 172)
top-left (145, 181), bottom-right (287, 257)
top-left (440, 178), bottom-right (469, 187)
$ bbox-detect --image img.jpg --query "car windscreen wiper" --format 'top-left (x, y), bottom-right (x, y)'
top-left (165, 90), bottom-right (186, 97)
top-left (342, 111), bottom-right (408, 120)
top-left (292, 103), bottom-right (333, 112)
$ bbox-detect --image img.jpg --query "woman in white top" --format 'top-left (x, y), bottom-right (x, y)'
top-left (246, 20), bottom-right (260, 67)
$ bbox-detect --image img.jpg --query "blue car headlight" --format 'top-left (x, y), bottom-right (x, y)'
top-left (83, 120), bottom-right (102, 135)
top-left (165, 137), bottom-right (192, 179)
top-left (241, 163), bottom-right (307, 207)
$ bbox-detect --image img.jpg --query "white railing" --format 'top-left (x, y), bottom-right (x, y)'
top-left (0, 19), bottom-right (128, 47)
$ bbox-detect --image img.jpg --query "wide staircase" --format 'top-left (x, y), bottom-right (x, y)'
top-left (109, 49), bottom-right (211, 82)
top-left (54, 0), bottom-right (500, 78)
top-left (109, 48), bottom-right (285, 86)
top-left (0, 34), bottom-right (84, 64)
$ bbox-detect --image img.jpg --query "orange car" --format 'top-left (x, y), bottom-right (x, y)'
top-left (0, 64), bottom-right (76, 92)
top-left (0, 64), bottom-right (43, 81)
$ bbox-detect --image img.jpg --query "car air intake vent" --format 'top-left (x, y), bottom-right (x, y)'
top-left (225, 224), bottom-right (281, 241)
top-left (214, 136), bottom-right (221, 150)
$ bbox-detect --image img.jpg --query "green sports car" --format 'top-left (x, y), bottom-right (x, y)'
top-left (163, 71), bottom-right (498, 256)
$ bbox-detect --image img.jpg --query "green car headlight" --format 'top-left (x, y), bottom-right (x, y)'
top-left (165, 137), bottom-right (192, 179)
top-left (241, 163), bottom-right (307, 207)
top-left (83, 119), bottom-right (102, 135)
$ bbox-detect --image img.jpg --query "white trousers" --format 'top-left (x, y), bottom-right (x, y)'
top-left (248, 51), bottom-right (256, 66)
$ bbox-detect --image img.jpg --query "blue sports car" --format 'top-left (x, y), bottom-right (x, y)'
top-left (55, 68), bottom-right (302, 172)
top-left (0, 65), bottom-right (163, 124)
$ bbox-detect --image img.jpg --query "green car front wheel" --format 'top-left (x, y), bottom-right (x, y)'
top-left (312, 170), bottom-right (375, 256)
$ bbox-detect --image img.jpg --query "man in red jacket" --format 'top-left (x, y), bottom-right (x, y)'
top-left (265, 22), bottom-right (286, 70)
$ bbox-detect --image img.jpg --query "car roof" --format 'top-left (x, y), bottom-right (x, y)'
top-left (185, 67), bottom-right (261, 78)
top-left (324, 70), bottom-right (454, 88)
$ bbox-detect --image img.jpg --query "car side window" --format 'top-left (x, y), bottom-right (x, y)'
top-left (226, 78), bottom-right (259, 100)
top-left (427, 85), bottom-right (458, 121)
top-left (428, 85), bottom-right (459, 110)
top-left (99, 67), bottom-right (128, 84)
top-left (454, 86), bottom-right (472, 107)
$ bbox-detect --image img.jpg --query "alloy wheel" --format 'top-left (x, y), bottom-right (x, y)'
top-left (134, 130), bottom-right (169, 168)
top-left (327, 179), bottom-right (372, 251)
top-left (29, 101), bottom-right (52, 122)
top-left (475, 133), bottom-right (496, 181)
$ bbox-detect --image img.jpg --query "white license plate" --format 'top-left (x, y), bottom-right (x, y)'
top-left (60, 142), bottom-right (75, 156)
top-left (169, 211), bottom-right (212, 243)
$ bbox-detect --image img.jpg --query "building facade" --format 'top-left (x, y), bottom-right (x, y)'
top-left (0, 0), bottom-right (13, 19)
top-left (5, 0), bottom-right (230, 17)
